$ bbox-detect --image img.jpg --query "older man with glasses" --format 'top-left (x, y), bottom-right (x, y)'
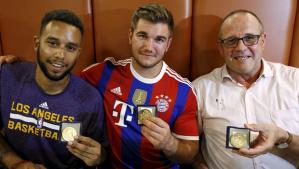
top-left (192, 9), bottom-right (299, 169)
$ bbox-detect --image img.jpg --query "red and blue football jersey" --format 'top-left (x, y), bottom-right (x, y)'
top-left (81, 58), bottom-right (199, 169)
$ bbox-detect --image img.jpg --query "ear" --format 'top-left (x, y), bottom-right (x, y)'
top-left (260, 32), bottom-right (266, 50)
top-left (165, 37), bottom-right (173, 52)
top-left (76, 47), bottom-right (82, 59)
top-left (128, 28), bottom-right (133, 45)
top-left (33, 36), bottom-right (40, 51)
top-left (217, 42), bottom-right (224, 58)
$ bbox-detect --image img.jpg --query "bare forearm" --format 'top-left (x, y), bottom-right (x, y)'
top-left (0, 135), bottom-right (23, 168)
top-left (278, 133), bottom-right (299, 158)
top-left (289, 135), bottom-right (299, 156)
top-left (164, 138), bottom-right (198, 164)
top-left (192, 150), bottom-right (208, 169)
top-left (272, 129), bottom-right (299, 165)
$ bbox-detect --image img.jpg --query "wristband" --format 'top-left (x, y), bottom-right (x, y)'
top-left (285, 131), bottom-right (293, 145)
top-left (11, 160), bottom-right (30, 169)
top-left (276, 131), bottom-right (293, 149)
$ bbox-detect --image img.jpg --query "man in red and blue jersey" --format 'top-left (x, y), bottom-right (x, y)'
top-left (81, 3), bottom-right (199, 169)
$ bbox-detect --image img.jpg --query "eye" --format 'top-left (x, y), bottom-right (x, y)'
top-left (223, 38), bottom-right (237, 45)
top-left (137, 33), bottom-right (147, 40)
top-left (243, 35), bottom-right (257, 42)
top-left (65, 44), bottom-right (79, 53)
top-left (47, 40), bottom-right (59, 47)
top-left (155, 37), bottom-right (166, 44)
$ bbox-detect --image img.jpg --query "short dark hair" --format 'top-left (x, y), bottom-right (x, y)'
top-left (40, 9), bottom-right (84, 36)
top-left (131, 3), bottom-right (174, 36)
top-left (218, 9), bottom-right (264, 38)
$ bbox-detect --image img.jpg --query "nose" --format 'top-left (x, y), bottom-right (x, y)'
top-left (55, 46), bottom-right (66, 59)
top-left (144, 39), bottom-right (154, 51)
top-left (234, 39), bottom-right (247, 51)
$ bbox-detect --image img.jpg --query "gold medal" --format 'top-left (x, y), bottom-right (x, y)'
top-left (62, 127), bottom-right (77, 142)
top-left (138, 109), bottom-right (152, 124)
top-left (230, 132), bottom-right (247, 148)
top-left (137, 105), bottom-right (156, 125)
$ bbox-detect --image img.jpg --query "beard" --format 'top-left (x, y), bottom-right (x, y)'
top-left (37, 47), bottom-right (74, 81)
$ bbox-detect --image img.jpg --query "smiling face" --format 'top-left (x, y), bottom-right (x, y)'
top-left (129, 19), bottom-right (172, 74)
top-left (35, 20), bottom-right (81, 81)
top-left (218, 13), bottom-right (266, 77)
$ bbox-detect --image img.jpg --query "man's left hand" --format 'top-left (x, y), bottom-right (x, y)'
top-left (67, 136), bottom-right (104, 166)
top-left (238, 124), bottom-right (281, 157)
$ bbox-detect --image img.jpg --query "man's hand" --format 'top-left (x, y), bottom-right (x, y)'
top-left (238, 123), bottom-right (287, 157)
top-left (0, 55), bottom-right (19, 67)
top-left (67, 136), bottom-right (105, 166)
top-left (141, 117), bottom-right (178, 155)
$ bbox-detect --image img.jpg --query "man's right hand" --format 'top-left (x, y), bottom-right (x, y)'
top-left (0, 55), bottom-right (19, 67)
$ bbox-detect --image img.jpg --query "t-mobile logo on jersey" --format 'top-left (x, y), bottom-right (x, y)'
top-left (112, 100), bottom-right (134, 127)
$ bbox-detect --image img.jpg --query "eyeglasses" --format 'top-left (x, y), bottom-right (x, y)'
top-left (219, 34), bottom-right (261, 48)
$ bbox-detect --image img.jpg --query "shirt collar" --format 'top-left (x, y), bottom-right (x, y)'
top-left (130, 59), bottom-right (167, 84)
top-left (261, 59), bottom-right (273, 78)
top-left (220, 58), bottom-right (273, 82)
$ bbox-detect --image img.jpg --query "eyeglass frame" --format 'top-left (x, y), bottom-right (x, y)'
top-left (218, 34), bottom-right (262, 48)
